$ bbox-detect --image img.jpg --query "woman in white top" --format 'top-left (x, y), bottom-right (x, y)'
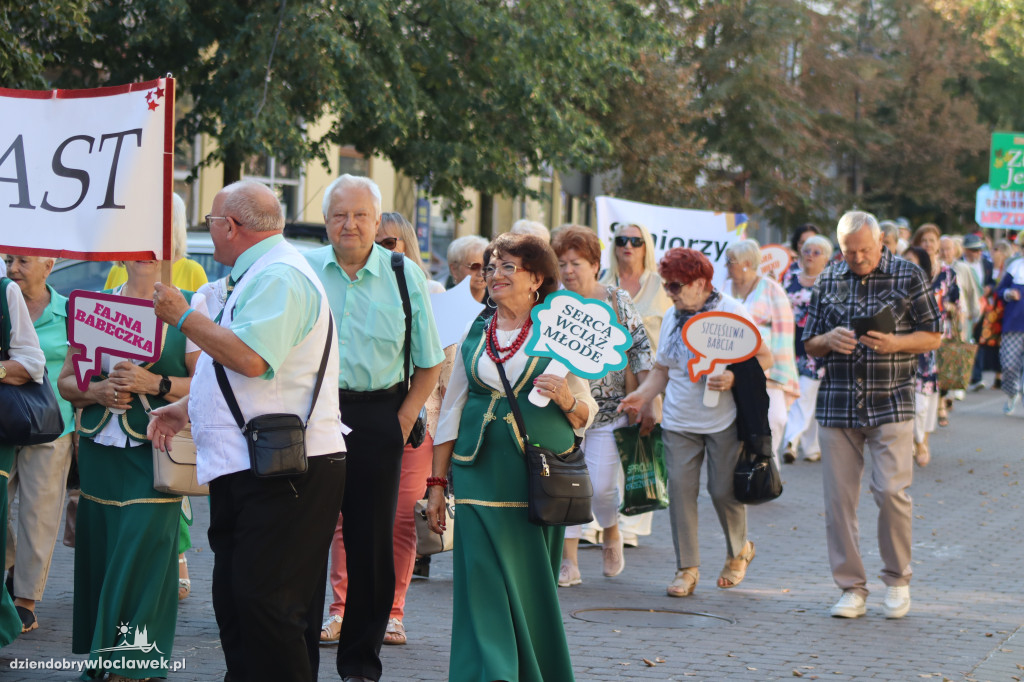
top-left (599, 222), bottom-right (672, 545)
top-left (0, 276), bottom-right (46, 647)
top-left (620, 248), bottom-right (771, 599)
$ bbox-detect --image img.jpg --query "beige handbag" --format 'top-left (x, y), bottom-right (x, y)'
top-left (141, 395), bottom-right (209, 496)
top-left (414, 495), bottom-right (454, 555)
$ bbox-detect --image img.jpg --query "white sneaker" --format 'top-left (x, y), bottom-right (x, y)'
top-left (558, 561), bottom-right (582, 587)
top-left (882, 585), bottom-right (911, 619)
top-left (1005, 395), bottom-right (1020, 415)
top-left (830, 591), bottom-right (866, 618)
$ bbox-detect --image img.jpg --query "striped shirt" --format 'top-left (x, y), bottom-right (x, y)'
top-left (802, 249), bottom-right (940, 428)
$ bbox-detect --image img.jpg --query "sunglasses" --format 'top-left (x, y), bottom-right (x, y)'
top-left (615, 236), bottom-right (645, 248)
top-left (376, 236), bottom-right (403, 250)
top-left (464, 262), bottom-right (483, 272)
top-left (662, 281), bottom-right (686, 295)
top-left (802, 248), bottom-right (824, 257)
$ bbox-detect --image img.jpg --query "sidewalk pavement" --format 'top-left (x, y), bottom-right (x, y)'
top-left (2, 387), bottom-right (1022, 680)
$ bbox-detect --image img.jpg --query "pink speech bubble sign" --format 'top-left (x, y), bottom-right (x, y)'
top-left (759, 244), bottom-right (791, 281)
top-left (68, 290), bottom-right (164, 392)
top-left (680, 311), bottom-right (762, 383)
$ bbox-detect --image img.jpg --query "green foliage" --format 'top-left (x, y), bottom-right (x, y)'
top-left (0, 0), bottom-right (91, 88)
top-left (36, 0), bottom-right (658, 214)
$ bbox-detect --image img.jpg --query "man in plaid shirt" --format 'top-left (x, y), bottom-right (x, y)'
top-left (803, 211), bottom-right (940, 620)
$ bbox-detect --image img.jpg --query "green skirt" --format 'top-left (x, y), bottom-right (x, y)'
top-left (0, 446), bottom-right (22, 648)
top-left (450, 425), bottom-right (574, 682)
top-left (72, 439), bottom-right (181, 680)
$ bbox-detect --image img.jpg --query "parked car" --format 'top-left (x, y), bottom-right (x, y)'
top-left (48, 229), bottom-right (327, 296)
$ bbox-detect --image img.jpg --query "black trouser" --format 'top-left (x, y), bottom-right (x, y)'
top-left (336, 391), bottom-right (405, 681)
top-left (209, 453), bottom-right (346, 682)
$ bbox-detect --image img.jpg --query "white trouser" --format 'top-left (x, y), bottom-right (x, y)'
top-left (913, 392), bottom-right (938, 443)
top-left (566, 415), bottom-right (628, 539)
top-left (766, 386), bottom-right (788, 467)
top-left (783, 376), bottom-right (821, 458)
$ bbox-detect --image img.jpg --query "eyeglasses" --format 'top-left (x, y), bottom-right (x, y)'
top-left (483, 262), bottom-right (521, 279)
top-left (464, 262), bottom-right (483, 272)
top-left (726, 259), bottom-right (742, 266)
top-left (662, 281), bottom-right (686, 295)
top-left (802, 248), bottom-right (824, 257)
top-left (615, 236), bottom-right (645, 248)
top-left (376, 236), bottom-right (403, 250)
top-left (205, 215), bottom-right (229, 230)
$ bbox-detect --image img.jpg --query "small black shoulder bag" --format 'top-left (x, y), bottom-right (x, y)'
top-left (214, 312), bottom-right (333, 478)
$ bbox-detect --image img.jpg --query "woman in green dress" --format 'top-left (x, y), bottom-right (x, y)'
top-left (58, 257), bottom-right (206, 680)
top-left (0, 274), bottom-right (47, 647)
top-left (426, 233), bottom-right (598, 682)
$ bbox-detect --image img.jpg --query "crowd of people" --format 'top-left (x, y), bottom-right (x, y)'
top-left (0, 185), bottom-right (1018, 681)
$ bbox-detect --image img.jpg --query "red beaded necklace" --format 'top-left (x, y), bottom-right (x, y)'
top-left (486, 314), bottom-right (532, 364)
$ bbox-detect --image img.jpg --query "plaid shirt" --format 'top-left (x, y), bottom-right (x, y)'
top-left (802, 249), bottom-right (940, 428)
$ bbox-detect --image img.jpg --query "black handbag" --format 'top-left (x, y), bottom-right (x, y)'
top-left (733, 440), bottom-right (783, 505)
top-left (392, 252), bottom-right (427, 448)
top-left (215, 312), bottom-right (334, 478)
top-left (493, 346), bottom-right (593, 527)
top-left (0, 278), bottom-right (64, 446)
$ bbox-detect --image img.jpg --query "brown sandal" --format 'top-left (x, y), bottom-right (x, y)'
top-left (667, 567), bottom-right (699, 597)
top-left (718, 541), bottom-right (755, 588)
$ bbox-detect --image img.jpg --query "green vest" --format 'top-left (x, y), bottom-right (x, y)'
top-left (451, 316), bottom-right (576, 466)
top-left (79, 290), bottom-right (194, 443)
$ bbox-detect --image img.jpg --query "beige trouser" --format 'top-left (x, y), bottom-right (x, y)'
top-left (663, 426), bottom-right (747, 569)
top-left (5, 434), bottom-right (73, 601)
top-left (818, 421), bottom-right (914, 598)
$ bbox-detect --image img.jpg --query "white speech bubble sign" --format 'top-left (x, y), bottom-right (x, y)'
top-left (759, 244), bottom-right (791, 281)
top-left (68, 290), bottom-right (164, 393)
top-left (525, 290), bottom-right (632, 406)
top-left (680, 311), bottom-right (762, 407)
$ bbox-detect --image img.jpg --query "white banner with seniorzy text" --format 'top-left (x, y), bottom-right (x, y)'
top-left (0, 78), bottom-right (174, 261)
top-left (595, 196), bottom-right (748, 289)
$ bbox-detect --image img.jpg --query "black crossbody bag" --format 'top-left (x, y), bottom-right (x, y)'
top-left (391, 252), bottom-right (427, 449)
top-left (492, 340), bottom-right (593, 527)
top-left (214, 312), bottom-right (333, 478)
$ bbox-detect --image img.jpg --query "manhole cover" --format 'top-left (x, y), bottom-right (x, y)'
top-left (570, 607), bottom-right (735, 629)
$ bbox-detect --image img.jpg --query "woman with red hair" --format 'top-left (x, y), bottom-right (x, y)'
top-left (620, 248), bottom-right (771, 598)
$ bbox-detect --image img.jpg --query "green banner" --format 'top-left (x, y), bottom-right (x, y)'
top-left (990, 131), bottom-right (1024, 191)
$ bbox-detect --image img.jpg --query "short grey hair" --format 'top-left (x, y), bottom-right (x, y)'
top-left (322, 174), bottom-right (382, 218)
top-left (222, 180), bottom-right (285, 233)
top-left (802, 234), bottom-right (834, 260)
top-left (994, 239), bottom-right (1014, 256)
top-left (878, 220), bottom-right (900, 243)
top-left (447, 235), bottom-right (488, 266)
top-left (725, 238), bottom-right (762, 269)
top-left (510, 219), bottom-right (550, 243)
top-left (836, 211), bottom-right (881, 242)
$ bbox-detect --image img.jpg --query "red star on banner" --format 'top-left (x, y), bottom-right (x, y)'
top-left (155, 87), bottom-right (165, 99)
top-left (148, 99), bottom-right (159, 111)
top-left (145, 91), bottom-right (154, 102)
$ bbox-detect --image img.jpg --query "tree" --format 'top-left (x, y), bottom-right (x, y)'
top-left (0, 0), bottom-right (91, 88)
top-left (38, 0), bottom-right (660, 213)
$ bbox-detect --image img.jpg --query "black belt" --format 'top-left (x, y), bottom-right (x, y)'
top-left (337, 384), bottom-right (403, 403)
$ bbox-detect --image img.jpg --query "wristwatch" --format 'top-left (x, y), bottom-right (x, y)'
top-left (0, 364), bottom-right (7, 382)
top-left (156, 374), bottom-right (171, 398)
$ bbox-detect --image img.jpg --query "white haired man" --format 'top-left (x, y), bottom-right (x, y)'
top-left (307, 174), bottom-right (444, 682)
top-left (149, 180), bottom-right (347, 680)
top-left (803, 211), bottom-right (940, 620)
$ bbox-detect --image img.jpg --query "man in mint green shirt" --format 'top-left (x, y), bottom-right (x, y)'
top-left (4, 255), bottom-right (75, 632)
top-left (306, 174), bottom-right (443, 682)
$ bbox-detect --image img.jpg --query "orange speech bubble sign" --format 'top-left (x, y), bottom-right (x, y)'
top-left (759, 244), bottom-right (791, 281)
top-left (680, 311), bottom-right (762, 383)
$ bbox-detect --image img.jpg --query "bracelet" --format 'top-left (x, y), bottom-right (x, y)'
top-left (563, 396), bottom-right (578, 414)
top-left (175, 308), bottom-right (195, 332)
top-left (426, 476), bottom-right (448, 491)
